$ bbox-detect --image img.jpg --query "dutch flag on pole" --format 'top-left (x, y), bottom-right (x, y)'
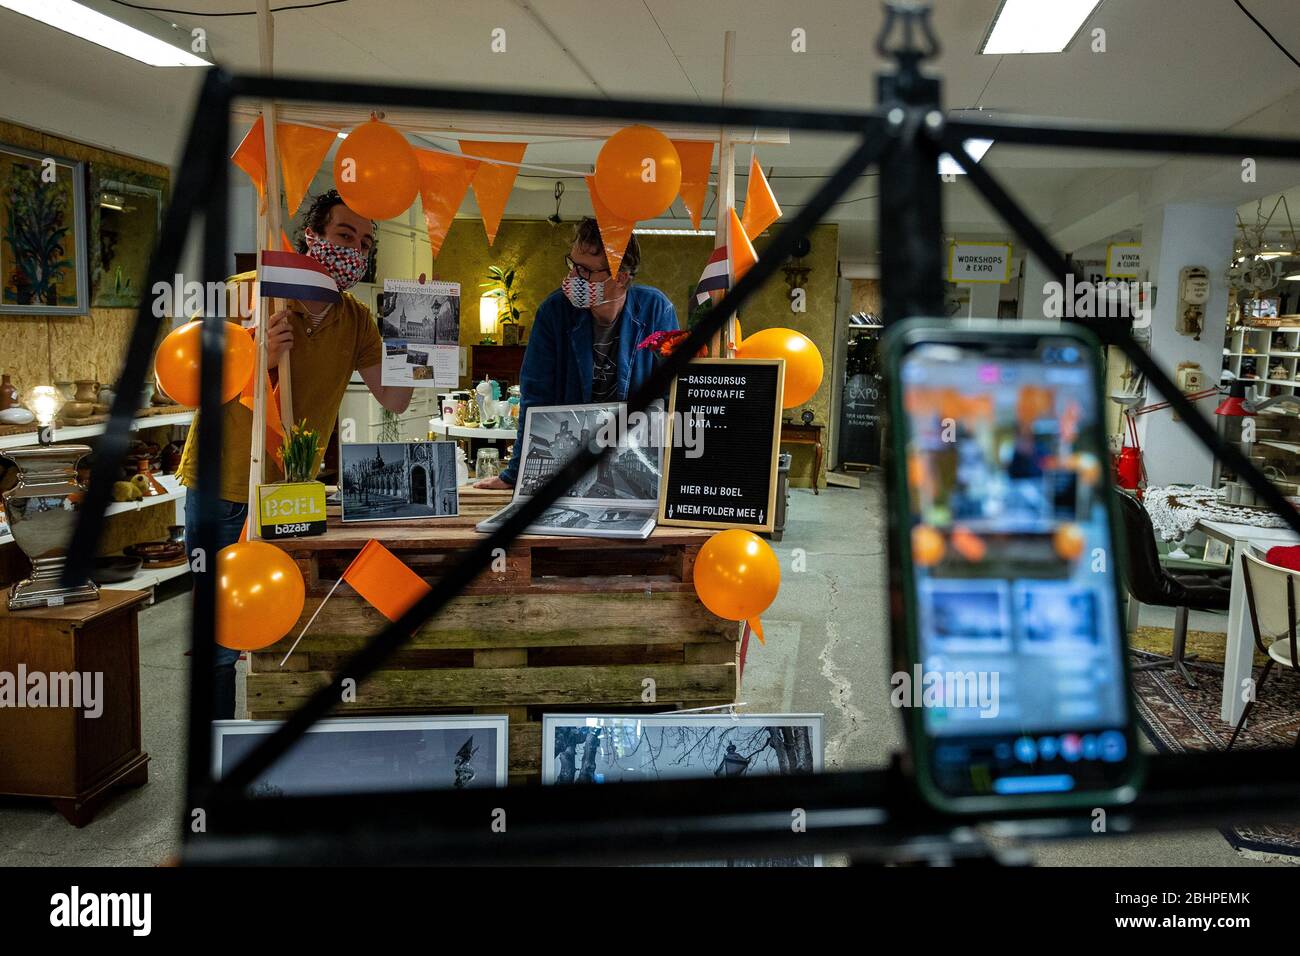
top-left (257, 249), bottom-right (341, 304)
top-left (693, 245), bottom-right (729, 306)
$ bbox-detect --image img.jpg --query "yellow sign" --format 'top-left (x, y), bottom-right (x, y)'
top-left (256, 481), bottom-right (327, 539)
top-left (1105, 243), bottom-right (1143, 278)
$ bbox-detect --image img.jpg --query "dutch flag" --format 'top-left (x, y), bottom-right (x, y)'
top-left (257, 250), bottom-right (341, 304)
top-left (693, 245), bottom-right (729, 306)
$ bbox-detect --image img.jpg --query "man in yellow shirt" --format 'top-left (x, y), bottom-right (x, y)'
top-left (177, 190), bottom-right (412, 719)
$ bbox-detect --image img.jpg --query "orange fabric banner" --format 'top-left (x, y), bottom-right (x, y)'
top-left (416, 149), bottom-right (480, 258)
top-left (231, 116), bottom-right (268, 214)
top-left (584, 175), bottom-right (635, 278)
top-left (230, 116), bottom-right (336, 218)
top-left (728, 207), bottom-right (758, 281)
top-left (280, 230), bottom-right (294, 252)
top-left (341, 540), bottom-right (432, 622)
top-left (277, 123), bottom-right (337, 217)
top-left (459, 140), bottom-right (526, 246)
top-left (671, 140), bottom-right (714, 231)
top-left (740, 155), bottom-right (781, 240)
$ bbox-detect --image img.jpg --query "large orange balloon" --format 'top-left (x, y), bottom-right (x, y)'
top-left (215, 541), bottom-right (306, 651)
top-left (594, 125), bottom-right (682, 222)
top-left (333, 119), bottom-right (420, 221)
top-left (693, 529), bottom-right (780, 622)
top-left (736, 327), bottom-right (824, 408)
top-left (155, 320), bottom-right (255, 408)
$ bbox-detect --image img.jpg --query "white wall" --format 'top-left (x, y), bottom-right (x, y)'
top-left (1138, 203), bottom-right (1236, 487)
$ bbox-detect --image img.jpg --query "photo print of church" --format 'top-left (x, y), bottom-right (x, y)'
top-left (339, 441), bottom-right (459, 522)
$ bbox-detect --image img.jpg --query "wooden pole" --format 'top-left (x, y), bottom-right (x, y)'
top-left (712, 30), bottom-right (738, 359)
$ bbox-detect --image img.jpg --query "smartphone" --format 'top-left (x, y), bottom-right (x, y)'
top-left (883, 319), bottom-right (1142, 813)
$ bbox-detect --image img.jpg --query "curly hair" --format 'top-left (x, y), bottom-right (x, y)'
top-left (294, 189), bottom-right (378, 259)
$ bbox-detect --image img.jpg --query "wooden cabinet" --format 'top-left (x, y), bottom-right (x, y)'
top-left (471, 345), bottom-right (527, 390)
top-left (0, 589), bottom-right (150, 825)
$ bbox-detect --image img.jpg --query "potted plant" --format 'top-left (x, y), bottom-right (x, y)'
top-left (256, 420), bottom-right (328, 539)
top-left (481, 264), bottom-right (526, 345)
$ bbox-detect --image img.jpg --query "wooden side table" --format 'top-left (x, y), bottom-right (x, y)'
top-left (0, 589), bottom-right (150, 826)
top-left (780, 422), bottom-right (825, 495)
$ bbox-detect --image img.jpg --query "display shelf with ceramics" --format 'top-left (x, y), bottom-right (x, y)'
top-left (0, 407), bottom-right (195, 449)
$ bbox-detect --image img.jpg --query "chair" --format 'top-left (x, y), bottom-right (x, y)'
top-left (1229, 550), bottom-right (1300, 749)
top-left (1115, 491), bottom-right (1230, 686)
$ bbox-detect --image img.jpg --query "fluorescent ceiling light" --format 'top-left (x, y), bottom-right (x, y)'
top-left (632, 227), bottom-right (713, 236)
top-left (0, 0), bottom-right (211, 66)
top-left (1284, 273), bottom-right (1300, 281)
top-left (939, 138), bottom-right (994, 176)
top-left (980, 0), bottom-right (1102, 55)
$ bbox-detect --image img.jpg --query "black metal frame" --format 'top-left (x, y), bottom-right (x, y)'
top-left (56, 3), bottom-right (1300, 865)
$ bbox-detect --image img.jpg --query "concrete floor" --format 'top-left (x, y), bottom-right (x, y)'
top-left (0, 475), bottom-right (1279, 865)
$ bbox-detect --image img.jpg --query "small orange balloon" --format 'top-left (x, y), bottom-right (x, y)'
top-left (333, 119), bottom-right (420, 221)
top-left (154, 320), bottom-right (255, 408)
top-left (594, 125), bottom-right (682, 222)
top-left (693, 529), bottom-right (780, 623)
top-left (1053, 523), bottom-right (1086, 561)
top-left (215, 541), bottom-right (306, 651)
top-left (736, 327), bottom-right (824, 408)
top-left (913, 525), bottom-right (945, 567)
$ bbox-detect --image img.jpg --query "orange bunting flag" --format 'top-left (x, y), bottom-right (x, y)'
top-left (230, 116), bottom-right (337, 218)
top-left (740, 155), bottom-right (781, 241)
top-left (280, 230), bottom-right (294, 253)
top-left (416, 149), bottom-right (480, 258)
top-left (728, 207), bottom-right (758, 281)
top-left (671, 140), bottom-right (714, 231)
top-left (584, 175), bottom-right (635, 278)
top-left (460, 140), bottom-right (526, 246)
top-left (341, 540), bottom-right (432, 622)
top-left (231, 116), bottom-right (268, 213)
top-left (277, 123), bottom-right (337, 217)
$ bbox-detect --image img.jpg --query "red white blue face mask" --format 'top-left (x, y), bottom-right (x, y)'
top-left (562, 272), bottom-right (623, 310)
top-left (305, 233), bottom-right (367, 291)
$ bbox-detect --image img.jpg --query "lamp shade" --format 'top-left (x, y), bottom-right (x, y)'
top-left (1215, 380), bottom-right (1253, 417)
top-left (479, 293), bottom-right (500, 337)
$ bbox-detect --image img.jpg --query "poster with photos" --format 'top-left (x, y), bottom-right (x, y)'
top-left (379, 279), bottom-right (460, 387)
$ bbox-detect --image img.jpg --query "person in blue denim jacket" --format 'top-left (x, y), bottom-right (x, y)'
top-left (476, 218), bottom-right (679, 488)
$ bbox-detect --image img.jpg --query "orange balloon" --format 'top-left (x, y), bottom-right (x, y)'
top-left (155, 320), bottom-right (255, 408)
top-left (736, 327), bottom-right (824, 408)
top-left (215, 541), bottom-right (306, 651)
top-left (951, 526), bottom-right (987, 562)
top-left (693, 529), bottom-right (780, 623)
top-left (1053, 523), bottom-right (1086, 562)
top-left (333, 119), bottom-right (420, 221)
top-left (913, 525), bottom-right (945, 566)
top-left (594, 125), bottom-right (682, 222)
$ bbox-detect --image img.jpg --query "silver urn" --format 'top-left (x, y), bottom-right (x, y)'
top-left (1, 444), bottom-right (100, 611)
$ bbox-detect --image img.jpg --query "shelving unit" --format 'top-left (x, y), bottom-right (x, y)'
top-left (1223, 324), bottom-right (1300, 396)
top-left (0, 409), bottom-right (195, 450)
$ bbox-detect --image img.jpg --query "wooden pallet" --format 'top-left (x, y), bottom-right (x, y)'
top-left (249, 492), bottom-right (737, 782)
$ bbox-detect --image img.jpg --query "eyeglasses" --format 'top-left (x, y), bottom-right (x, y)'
top-left (565, 255), bottom-right (611, 281)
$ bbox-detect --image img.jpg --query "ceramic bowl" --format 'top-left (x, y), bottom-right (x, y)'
top-left (0, 407), bottom-right (35, 425)
top-left (60, 402), bottom-right (94, 419)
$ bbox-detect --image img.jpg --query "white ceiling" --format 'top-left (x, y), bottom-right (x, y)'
top-left (4, 0), bottom-right (1300, 258)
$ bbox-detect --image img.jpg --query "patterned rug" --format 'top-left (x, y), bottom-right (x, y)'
top-left (1130, 626), bottom-right (1300, 860)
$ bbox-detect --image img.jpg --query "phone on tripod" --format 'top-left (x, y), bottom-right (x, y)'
top-left (883, 319), bottom-right (1142, 813)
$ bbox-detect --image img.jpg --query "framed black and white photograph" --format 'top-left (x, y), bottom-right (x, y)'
top-left (339, 441), bottom-right (459, 522)
top-left (380, 279), bottom-right (460, 386)
top-left (515, 402), bottom-right (661, 501)
top-left (213, 715), bottom-right (508, 795)
top-left (479, 498), bottom-right (658, 539)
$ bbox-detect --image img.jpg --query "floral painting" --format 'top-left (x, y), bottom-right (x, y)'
top-left (0, 143), bottom-right (88, 315)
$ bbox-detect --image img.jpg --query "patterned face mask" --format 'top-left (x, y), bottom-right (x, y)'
top-left (561, 273), bottom-right (622, 310)
top-left (304, 233), bottom-right (367, 290)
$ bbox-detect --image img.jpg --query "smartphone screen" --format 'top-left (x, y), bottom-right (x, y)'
top-left (893, 327), bottom-right (1138, 805)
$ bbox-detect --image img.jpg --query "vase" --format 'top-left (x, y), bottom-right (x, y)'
top-left (74, 380), bottom-right (98, 403)
top-left (0, 374), bottom-right (18, 411)
top-left (1, 444), bottom-right (100, 611)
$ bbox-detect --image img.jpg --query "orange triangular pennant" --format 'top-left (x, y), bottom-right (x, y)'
top-left (341, 540), bottom-right (432, 622)
top-left (740, 154), bottom-right (781, 240)
top-left (416, 149), bottom-right (480, 258)
top-left (276, 123), bottom-right (337, 217)
top-left (584, 175), bottom-right (635, 278)
top-left (459, 140), bottom-right (526, 246)
top-left (280, 229), bottom-right (294, 252)
top-left (671, 140), bottom-right (714, 231)
top-left (728, 207), bottom-right (758, 281)
top-left (231, 116), bottom-right (268, 214)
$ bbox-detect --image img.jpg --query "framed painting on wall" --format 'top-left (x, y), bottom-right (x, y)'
top-left (89, 163), bottom-right (166, 308)
top-left (0, 142), bottom-right (89, 315)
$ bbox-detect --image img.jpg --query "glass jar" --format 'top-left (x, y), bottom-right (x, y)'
top-left (475, 447), bottom-right (500, 479)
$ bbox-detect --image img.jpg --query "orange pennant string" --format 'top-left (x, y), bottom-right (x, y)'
top-left (584, 175), bottom-right (635, 278)
top-left (728, 207), bottom-right (758, 281)
top-left (460, 140), bottom-right (526, 246)
top-left (416, 149), bottom-right (480, 258)
top-left (740, 154), bottom-right (781, 240)
top-left (671, 140), bottom-right (714, 231)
